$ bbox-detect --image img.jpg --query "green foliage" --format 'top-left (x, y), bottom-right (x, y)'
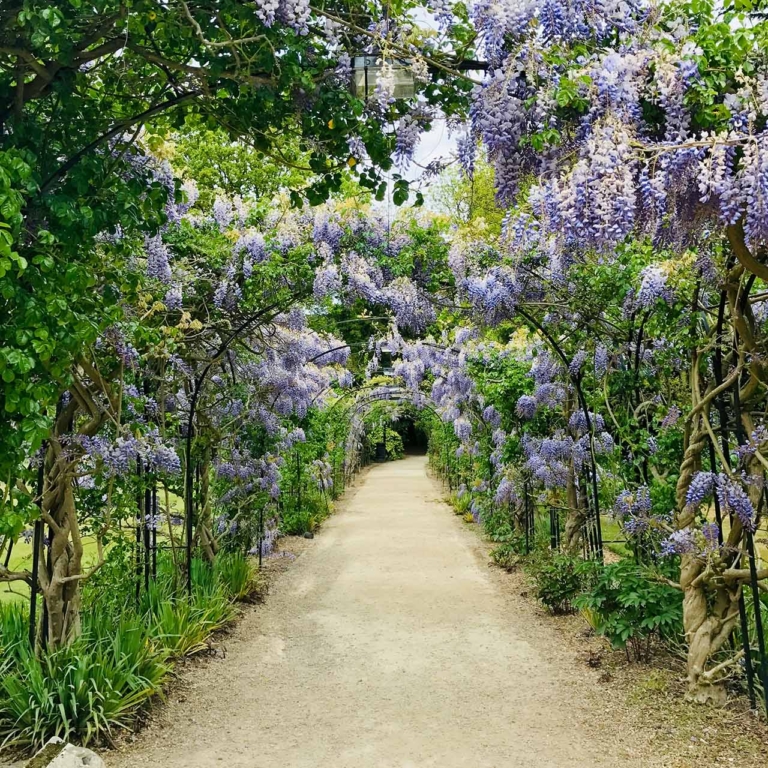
top-left (481, 503), bottom-right (517, 542)
top-left (576, 561), bottom-right (683, 660)
top-left (80, 538), bottom-right (136, 621)
top-left (280, 494), bottom-right (326, 536)
top-left (214, 553), bottom-right (262, 602)
top-left (427, 154), bottom-right (505, 235)
top-left (0, 549), bottom-right (258, 749)
top-left (489, 538), bottom-right (526, 570)
top-left (279, 465), bottom-right (331, 536)
top-left (528, 552), bottom-right (600, 614)
top-left (172, 129), bottom-right (307, 209)
top-left (144, 591), bottom-right (233, 658)
top-left (366, 421), bottom-right (405, 460)
top-left (0, 608), bottom-right (170, 749)
top-left (449, 489), bottom-right (472, 515)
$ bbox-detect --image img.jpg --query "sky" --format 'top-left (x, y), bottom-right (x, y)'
top-left (408, 118), bottom-right (458, 182)
top-left (371, 6), bottom-right (468, 208)
top-left (370, 119), bottom-right (457, 215)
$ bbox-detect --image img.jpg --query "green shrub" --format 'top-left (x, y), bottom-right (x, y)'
top-left (489, 538), bottom-right (525, 570)
top-left (528, 552), bottom-right (599, 614)
top-left (482, 505), bottom-right (517, 542)
top-left (189, 558), bottom-right (222, 599)
top-left (576, 560), bottom-right (683, 660)
top-left (214, 552), bottom-right (262, 601)
top-left (367, 423), bottom-right (404, 459)
top-left (80, 538), bottom-right (136, 621)
top-left (0, 602), bottom-right (28, 652)
top-left (449, 489), bottom-right (472, 515)
top-left (146, 594), bottom-right (232, 658)
top-left (280, 488), bottom-right (329, 535)
top-left (0, 611), bottom-right (169, 750)
top-left (142, 574), bottom-right (235, 658)
top-left (0, 550), bottom-right (246, 751)
top-left (280, 504), bottom-right (318, 535)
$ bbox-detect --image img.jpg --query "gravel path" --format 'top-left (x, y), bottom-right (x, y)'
top-left (107, 455), bottom-right (644, 768)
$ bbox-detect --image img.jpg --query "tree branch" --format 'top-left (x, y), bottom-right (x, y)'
top-left (727, 221), bottom-right (768, 282)
top-left (37, 89), bottom-right (201, 195)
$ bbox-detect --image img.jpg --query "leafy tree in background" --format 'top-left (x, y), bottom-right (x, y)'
top-left (171, 128), bottom-right (308, 209)
top-left (427, 153), bottom-right (504, 235)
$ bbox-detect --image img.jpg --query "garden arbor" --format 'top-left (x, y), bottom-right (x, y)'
top-left (3, 1), bottom-right (768, 745)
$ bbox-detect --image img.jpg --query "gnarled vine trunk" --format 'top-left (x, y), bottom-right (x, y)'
top-left (561, 461), bottom-right (585, 554)
top-left (35, 359), bottom-right (114, 648)
top-left (680, 554), bottom-right (740, 704)
top-left (196, 446), bottom-right (218, 563)
top-left (38, 432), bottom-right (90, 647)
top-left (676, 366), bottom-right (763, 702)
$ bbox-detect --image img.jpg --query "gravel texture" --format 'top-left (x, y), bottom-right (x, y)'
top-left (102, 455), bottom-right (768, 768)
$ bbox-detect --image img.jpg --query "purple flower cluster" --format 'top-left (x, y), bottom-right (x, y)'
top-left (716, 476), bottom-right (756, 531)
top-left (382, 277), bottom-right (435, 333)
top-left (614, 486), bottom-right (652, 523)
top-left (522, 433), bottom-right (573, 489)
top-left (313, 213), bottom-right (343, 252)
top-left (311, 457), bottom-right (334, 490)
top-left (594, 345), bottom-right (609, 378)
top-left (393, 114), bottom-right (423, 168)
top-left (516, 394), bottom-right (537, 420)
top-left (685, 471), bottom-right (715, 508)
top-left (164, 283), bottom-right (182, 311)
top-left (145, 235), bottom-right (172, 284)
top-left (313, 258), bottom-right (342, 300)
top-left (453, 416), bottom-right (473, 441)
top-left (212, 196), bottom-right (233, 230)
top-left (636, 266), bottom-right (673, 308)
top-left (494, 476), bottom-right (518, 505)
top-left (568, 411), bottom-right (605, 436)
top-left (463, 265), bottom-right (520, 325)
top-left (568, 349), bottom-right (588, 377)
top-left (660, 528), bottom-right (698, 556)
top-left (482, 404), bottom-right (502, 428)
top-left (80, 428), bottom-right (181, 477)
top-left (660, 405), bottom-right (681, 429)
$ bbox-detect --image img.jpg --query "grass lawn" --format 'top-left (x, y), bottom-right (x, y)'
top-left (1, 537), bottom-right (102, 603)
top-left (1, 492), bottom-right (187, 603)
top-left (600, 516), bottom-right (632, 558)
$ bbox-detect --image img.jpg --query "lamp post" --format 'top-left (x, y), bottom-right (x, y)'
top-left (351, 52), bottom-right (488, 99)
top-left (351, 54), bottom-right (415, 100)
top-left (380, 341), bottom-right (394, 376)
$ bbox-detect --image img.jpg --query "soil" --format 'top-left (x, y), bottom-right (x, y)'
top-left (101, 455), bottom-right (768, 768)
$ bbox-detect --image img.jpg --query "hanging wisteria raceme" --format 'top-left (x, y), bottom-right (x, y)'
top-left (462, 265), bottom-right (521, 325)
top-left (145, 235), bottom-right (172, 284)
top-left (463, 3), bottom-right (768, 271)
top-left (80, 428), bottom-right (182, 478)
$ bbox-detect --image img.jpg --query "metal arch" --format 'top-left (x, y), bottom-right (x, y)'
top-left (337, 386), bottom-right (454, 470)
top-left (183, 299), bottom-right (297, 596)
top-left (332, 384), bottom-right (444, 425)
top-left (343, 393), bottom-right (441, 428)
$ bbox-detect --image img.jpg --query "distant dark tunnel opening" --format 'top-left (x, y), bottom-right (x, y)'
top-left (395, 418), bottom-right (428, 455)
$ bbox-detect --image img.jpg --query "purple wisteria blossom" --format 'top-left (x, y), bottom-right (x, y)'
top-left (145, 235), bottom-right (172, 283)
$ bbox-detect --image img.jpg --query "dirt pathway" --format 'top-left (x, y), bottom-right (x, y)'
top-left (107, 455), bottom-right (644, 768)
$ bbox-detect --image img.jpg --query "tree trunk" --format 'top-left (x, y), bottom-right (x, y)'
top-left (561, 462), bottom-right (585, 554)
top-left (39, 451), bottom-right (85, 647)
top-left (680, 553), bottom-right (740, 704)
top-left (197, 448), bottom-right (217, 563)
